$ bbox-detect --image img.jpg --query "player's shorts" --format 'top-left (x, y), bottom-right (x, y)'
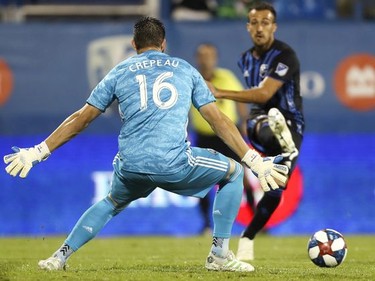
top-left (108, 147), bottom-right (233, 211)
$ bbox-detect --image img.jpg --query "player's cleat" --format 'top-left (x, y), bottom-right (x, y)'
top-left (268, 108), bottom-right (298, 167)
top-left (38, 256), bottom-right (66, 271)
top-left (236, 237), bottom-right (254, 261)
top-left (205, 250), bottom-right (255, 272)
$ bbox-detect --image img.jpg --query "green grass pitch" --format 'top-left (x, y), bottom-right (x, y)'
top-left (0, 235), bottom-right (374, 281)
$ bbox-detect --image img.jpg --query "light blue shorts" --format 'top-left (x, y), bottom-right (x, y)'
top-left (108, 147), bottom-right (233, 211)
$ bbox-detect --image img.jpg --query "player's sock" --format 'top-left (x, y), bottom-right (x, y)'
top-left (65, 197), bottom-right (116, 251)
top-left (52, 243), bottom-right (74, 263)
top-left (210, 237), bottom-right (230, 258)
top-left (242, 190), bottom-right (282, 239)
top-left (211, 161), bottom-right (244, 256)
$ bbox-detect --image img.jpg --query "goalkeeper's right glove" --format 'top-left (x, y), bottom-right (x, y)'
top-left (242, 150), bottom-right (289, 192)
top-left (4, 142), bottom-right (50, 178)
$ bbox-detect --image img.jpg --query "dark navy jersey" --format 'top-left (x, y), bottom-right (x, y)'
top-left (238, 39), bottom-right (304, 135)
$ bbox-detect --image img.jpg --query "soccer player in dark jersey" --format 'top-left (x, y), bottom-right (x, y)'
top-left (207, 2), bottom-right (305, 261)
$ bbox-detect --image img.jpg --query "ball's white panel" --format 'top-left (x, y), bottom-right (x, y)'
top-left (308, 246), bottom-right (320, 259)
top-left (331, 237), bottom-right (345, 251)
top-left (315, 230), bottom-right (328, 243)
top-left (322, 255), bottom-right (338, 267)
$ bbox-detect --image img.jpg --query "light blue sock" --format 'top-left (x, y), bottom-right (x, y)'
top-left (65, 197), bottom-right (116, 251)
top-left (211, 162), bottom-right (244, 257)
top-left (53, 243), bottom-right (74, 263)
top-left (211, 237), bottom-right (230, 258)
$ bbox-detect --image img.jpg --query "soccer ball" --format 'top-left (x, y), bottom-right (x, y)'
top-left (307, 229), bottom-right (348, 267)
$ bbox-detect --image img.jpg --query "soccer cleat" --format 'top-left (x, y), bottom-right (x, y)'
top-left (236, 237), bottom-right (254, 261)
top-left (268, 108), bottom-right (298, 168)
top-left (38, 256), bottom-right (66, 271)
top-left (205, 250), bottom-right (255, 272)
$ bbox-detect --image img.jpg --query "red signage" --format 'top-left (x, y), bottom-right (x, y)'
top-left (333, 53), bottom-right (375, 111)
top-left (0, 59), bottom-right (13, 106)
top-left (236, 165), bottom-right (303, 228)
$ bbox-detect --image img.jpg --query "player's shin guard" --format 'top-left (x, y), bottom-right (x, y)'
top-left (65, 197), bottom-right (117, 251)
top-left (212, 162), bottom-right (244, 238)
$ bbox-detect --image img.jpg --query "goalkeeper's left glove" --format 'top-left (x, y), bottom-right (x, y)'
top-left (241, 149), bottom-right (289, 192)
top-left (3, 142), bottom-right (51, 178)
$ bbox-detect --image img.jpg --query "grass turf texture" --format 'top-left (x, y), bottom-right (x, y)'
top-left (0, 235), bottom-right (374, 281)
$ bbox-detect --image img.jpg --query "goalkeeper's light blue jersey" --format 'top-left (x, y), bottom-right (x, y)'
top-left (87, 50), bottom-right (215, 175)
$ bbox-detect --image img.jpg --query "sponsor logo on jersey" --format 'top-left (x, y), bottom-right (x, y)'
top-left (260, 64), bottom-right (268, 78)
top-left (275, 62), bottom-right (289, 77)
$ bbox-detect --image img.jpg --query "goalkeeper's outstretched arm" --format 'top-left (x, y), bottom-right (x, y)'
top-left (3, 103), bottom-right (101, 178)
top-left (45, 103), bottom-right (101, 152)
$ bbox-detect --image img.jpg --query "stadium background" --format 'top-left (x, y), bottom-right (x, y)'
top-left (0, 0), bottom-right (374, 236)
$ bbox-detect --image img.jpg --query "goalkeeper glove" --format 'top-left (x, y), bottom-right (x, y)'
top-left (242, 150), bottom-right (289, 192)
top-left (4, 142), bottom-right (51, 178)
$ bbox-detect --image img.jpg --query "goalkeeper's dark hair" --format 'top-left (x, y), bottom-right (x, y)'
top-left (248, 1), bottom-right (277, 23)
top-left (133, 16), bottom-right (165, 50)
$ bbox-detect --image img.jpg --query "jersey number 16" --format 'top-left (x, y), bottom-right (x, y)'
top-left (136, 72), bottom-right (178, 110)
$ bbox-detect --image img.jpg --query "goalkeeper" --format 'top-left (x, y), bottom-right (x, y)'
top-left (4, 17), bottom-right (288, 273)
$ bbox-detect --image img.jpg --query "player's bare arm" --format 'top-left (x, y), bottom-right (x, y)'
top-left (236, 102), bottom-right (250, 137)
top-left (45, 103), bottom-right (102, 152)
top-left (207, 76), bottom-right (283, 104)
top-left (199, 102), bottom-right (249, 159)
top-left (3, 103), bottom-right (102, 178)
top-left (199, 102), bottom-right (288, 190)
